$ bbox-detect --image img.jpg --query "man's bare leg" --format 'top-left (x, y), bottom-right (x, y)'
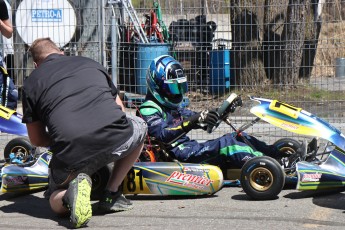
top-left (106, 142), bottom-right (144, 192)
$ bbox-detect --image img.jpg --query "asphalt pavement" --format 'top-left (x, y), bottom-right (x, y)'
top-left (1, 186), bottom-right (345, 229)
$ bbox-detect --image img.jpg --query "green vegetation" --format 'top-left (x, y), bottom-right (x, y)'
top-left (226, 85), bottom-right (343, 102)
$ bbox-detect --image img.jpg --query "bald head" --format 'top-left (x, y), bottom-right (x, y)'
top-left (29, 38), bottom-right (63, 67)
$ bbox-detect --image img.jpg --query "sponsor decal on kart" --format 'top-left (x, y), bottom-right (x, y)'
top-left (183, 167), bottom-right (210, 173)
top-left (3, 176), bottom-right (28, 185)
top-left (166, 171), bottom-right (214, 190)
top-left (301, 173), bottom-right (322, 182)
top-left (280, 123), bottom-right (299, 130)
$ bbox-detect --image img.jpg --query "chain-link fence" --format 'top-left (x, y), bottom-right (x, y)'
top-left (1, 0), bottom-right (345, 147)
top-left (114, 0), bottom-right (345, 144)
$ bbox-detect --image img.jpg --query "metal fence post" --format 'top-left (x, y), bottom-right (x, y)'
top-left (111, 4), bottom-right (118, 86)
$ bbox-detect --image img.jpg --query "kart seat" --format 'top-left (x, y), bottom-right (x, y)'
top-left (141, 136), bottom-right (179, 163)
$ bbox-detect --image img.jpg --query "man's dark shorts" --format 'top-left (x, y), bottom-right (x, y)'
top-left (44, 114), bottom-right (147, 199)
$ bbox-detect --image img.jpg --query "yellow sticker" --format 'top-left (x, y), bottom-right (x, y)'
top-left (269, 100), bottom-right (301, 119)
top-left (0, 105), bottom-right (15, 120)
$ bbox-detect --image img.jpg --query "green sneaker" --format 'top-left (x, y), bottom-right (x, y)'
top-left (62, 173), bottom-right (92, 228)
top-left (98, 190), bottom-right (133, 213)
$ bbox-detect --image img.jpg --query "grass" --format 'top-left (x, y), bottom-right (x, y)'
top-left (188, 83), bottom-right (344, 118)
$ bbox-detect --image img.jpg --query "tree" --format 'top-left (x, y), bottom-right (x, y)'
top-left (274, 0), bottom-right (310, 85)
top-left (230, 0), bottom-right (267, 89)
top-left (231, 0), bottom-right (323, 88)
top-left (262, 0), bottom-right (288, 82)
top-left (299, 0), bottom-right (324, 80)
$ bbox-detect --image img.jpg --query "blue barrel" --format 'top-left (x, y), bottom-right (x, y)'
top-left (210, 49), bottom-right (230, 94)
top-left (135, 43), bottom-right (170, 94)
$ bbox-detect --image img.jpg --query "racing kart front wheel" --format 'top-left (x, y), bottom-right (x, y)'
top-left (240, 156), bottom-right (285, 200)
top-left (3, 137), bottom-right (39, 163)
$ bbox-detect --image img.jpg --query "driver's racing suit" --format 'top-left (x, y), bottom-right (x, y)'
top-left (138, 94), bottom-right (279, 168)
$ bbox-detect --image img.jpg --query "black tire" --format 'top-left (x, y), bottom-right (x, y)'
top-left (240, 156), bottom-right (285, 200)
top-left (273, 138), bottom-right (302, 170)
top-left (90, 164), bottom-right (113, 200)
top-left (4, 137), bottom-right (38, 163)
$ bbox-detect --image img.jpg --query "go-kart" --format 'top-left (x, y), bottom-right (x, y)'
top-left (239, 96), bottom-right (345, 200)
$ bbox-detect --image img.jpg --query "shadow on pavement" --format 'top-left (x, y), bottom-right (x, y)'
top-left (284, 188), bottom-right (345, 211)
top-left (125, 194), bottom-right (219, 201)
top-left (0, 191), bottom-right (71, 228)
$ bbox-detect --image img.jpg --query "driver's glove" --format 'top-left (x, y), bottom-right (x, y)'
top-left (181, 109), bottom-right (219, 133)
top-left (199, 109), bottom-right (219, 129)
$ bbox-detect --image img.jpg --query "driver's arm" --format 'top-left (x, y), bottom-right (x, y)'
top-left (139, 107), bottom-right (194, 145)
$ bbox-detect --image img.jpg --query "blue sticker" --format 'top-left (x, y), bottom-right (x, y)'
top-left (32, 9), bottom-right (63, 22)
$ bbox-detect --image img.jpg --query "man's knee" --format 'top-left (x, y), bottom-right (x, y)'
top-left (130, 115), bottom-right (147, 143)
top-left (49, 189), bottom-right (69, 215)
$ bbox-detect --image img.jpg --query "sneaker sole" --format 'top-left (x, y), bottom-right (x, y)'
top-left (71, 176), bottom-right (92, 228)
top-left (99, 205), bottom-right (134, 213)
top-left (110, 204), bottom-right (134, 212)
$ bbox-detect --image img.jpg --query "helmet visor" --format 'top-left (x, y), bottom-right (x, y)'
top-left (163, 77), bottom-right (188, 95)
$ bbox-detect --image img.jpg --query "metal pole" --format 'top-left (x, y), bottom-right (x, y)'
top-left (111, 5), bottom-right (118, 86)
top-left (100, 0), bottom-right (105, 66)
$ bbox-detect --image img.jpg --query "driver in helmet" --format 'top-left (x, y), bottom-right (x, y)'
top-left (138, 55), bottom-right (280, 168)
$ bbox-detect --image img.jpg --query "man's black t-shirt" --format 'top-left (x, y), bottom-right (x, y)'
top-left (0, 0), bottom-right (9, 21)
top-left (22, 54), bottom-right (133, 169)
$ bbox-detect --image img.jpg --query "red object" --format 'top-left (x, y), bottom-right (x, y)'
top-left (144, 10), bottom-right (164, 43)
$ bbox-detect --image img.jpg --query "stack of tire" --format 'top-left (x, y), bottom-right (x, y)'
top-left (169, 15), bottom-right (217, 45)
top-left (169, 15), bottom-right (217, 92)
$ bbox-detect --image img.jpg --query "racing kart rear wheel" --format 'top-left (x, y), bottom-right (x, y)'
top-left (4, 137), bottom-right (39, 163)
top-left (90, 164), bottom-right (113, 200)
top-left (273, 138), bottom-right (301, 171)
top-left (240, 156), bottom-right (285, 200)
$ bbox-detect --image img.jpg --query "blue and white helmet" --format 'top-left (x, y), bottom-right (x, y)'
top-left (146, 55), bottom-right (188, 108)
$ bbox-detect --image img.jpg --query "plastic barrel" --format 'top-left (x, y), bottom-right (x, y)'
top-left (135, 43), bottom-right (170, 95)
top-left (210, 49), bottom-right (230, 94)
top-left (335, 58), bottom-right (345, 78)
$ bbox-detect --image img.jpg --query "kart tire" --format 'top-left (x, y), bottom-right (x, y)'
top-left (273, 138), bottom-right (302, 170)
top-left (274, 138), bottom-right (301, 154)
top-left (3, 137), bottom-right (39, 163)
top-left (90, 164), bottom-right (113, 200)
top-left (240, 156), bottom-right (285, 200)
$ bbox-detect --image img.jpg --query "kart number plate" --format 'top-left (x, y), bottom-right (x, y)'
top-left (0, 106), bottom-right (15, 120)
top-left (269, 100), bottom-right (301, 119)
top-left (124, 168), bottom-right (150, 194)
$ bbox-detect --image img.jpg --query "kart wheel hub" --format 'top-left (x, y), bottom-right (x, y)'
top-left (11, 146), bottom-right (29, 161)
top-left (249, 167), bottom-right (273, 191)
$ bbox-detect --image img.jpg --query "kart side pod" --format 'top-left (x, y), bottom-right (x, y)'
top-left (122, 162), bottom-right (224, 196)
top-left (1, 152), bottom-right (224, 197)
